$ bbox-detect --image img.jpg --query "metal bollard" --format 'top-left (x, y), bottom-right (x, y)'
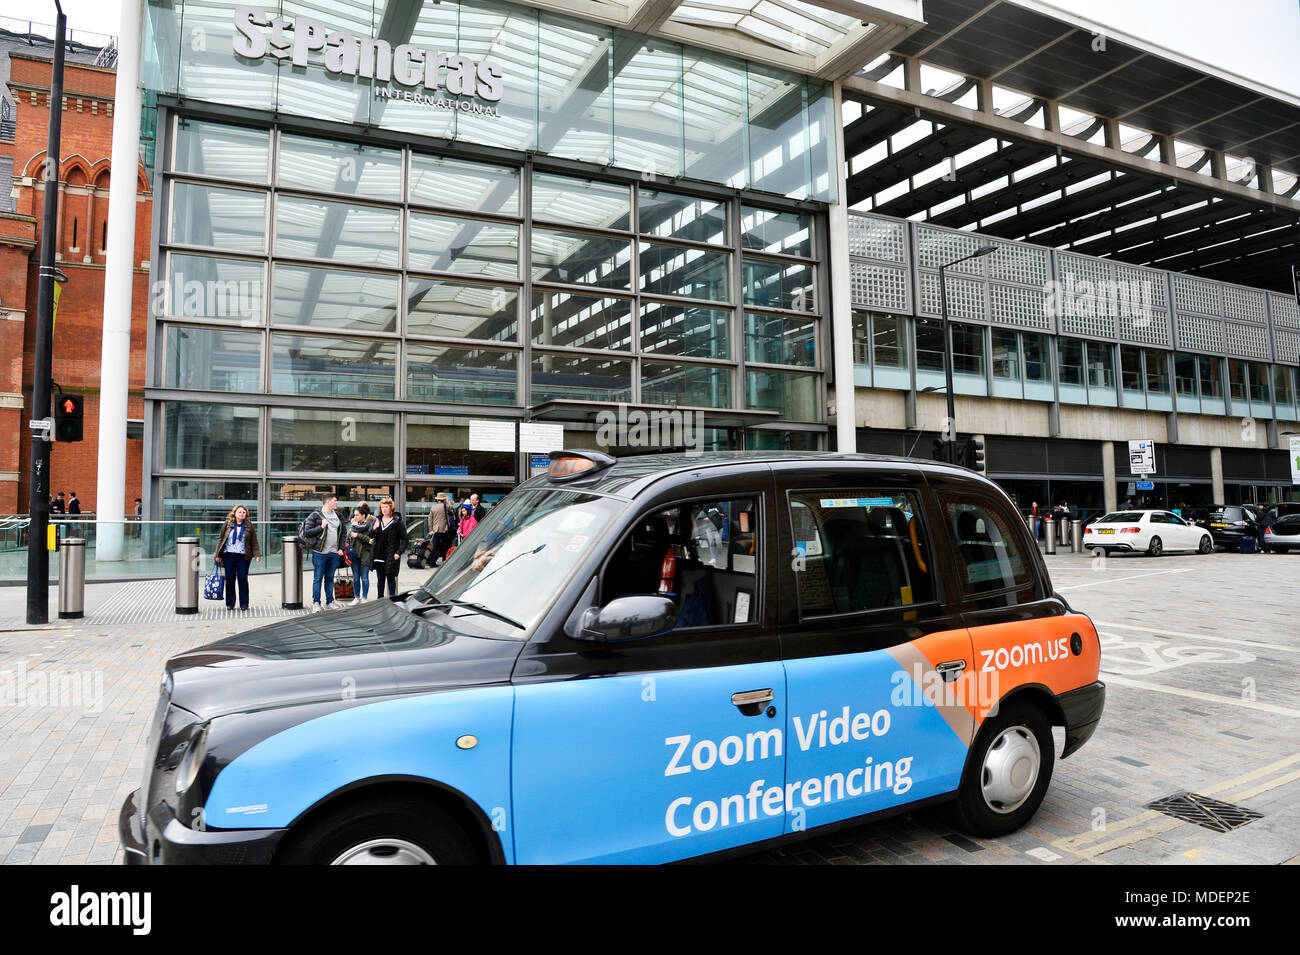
top-left (176, 536), bottom-right (200, 615)
top-left (282, 536), bottom-right (303, 610)
top-left (1058, 517), bottom-right (1069, 546)
top-left (58, 537), bottom-right (86, 619)
top-left (1071, 519), bottom-right (1083, 553)
top-left (1044, 517), bottom-right (1056, 554)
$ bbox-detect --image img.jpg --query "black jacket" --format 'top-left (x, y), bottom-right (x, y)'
top-left (370, 513), bottom-right (409, 565)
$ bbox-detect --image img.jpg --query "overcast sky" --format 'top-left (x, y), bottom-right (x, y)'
top-left (22, 0), bottom-right (1300, 102)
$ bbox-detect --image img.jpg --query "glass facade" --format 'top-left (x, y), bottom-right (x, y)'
top-left (150, 114), bottom-right (827, 513)
top-left (142, 0), bottom-right (837, 202)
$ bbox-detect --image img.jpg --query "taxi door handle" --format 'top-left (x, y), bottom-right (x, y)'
top-left (936, 660), bottom-right (966, 683)
top-left (731, 688), bottom-right (774, 707)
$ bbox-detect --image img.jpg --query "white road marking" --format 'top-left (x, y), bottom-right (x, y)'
top-left (1056, 569), bottom-right (1194, 591)
top-left (1102, 673), bottom-right (1300, 718)
top-left (1094, 620), bottom-right (1299, 654)
top-left (1026, 847), bottom-right (1062, 862)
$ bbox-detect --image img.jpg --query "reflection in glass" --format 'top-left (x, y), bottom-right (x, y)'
top-left (272, 265), bottom-right (399, 333)
top-left (613, 43), bottom-right (683, 179)
top-left (164, 326), bottom-right (261, 392)
top-left (535, 13), bottom-right (613, 166)
top-left (1023, 333), bottom-right (1049, 384)
top-left (1273, 366), bottom-right (1295, 411)
top-left (531, 229), bottom-right (631, 290)
top-left (1144, 349), bottom-right (1170, 394)
top-left (164, 254), bottom-right (264, 322)
top-left (406, 344), bottom-right (518, 405)
top-left (407, 415), bottom-right (515, 476)
top-left (530, 290), bottom-right (632, 351)
top-left (171, 183), bottom-right (267, 252)
top-left (951, 323), bottom-right (984, 376)
top-left (742, 256), bottom-right (814, 311)
top-left (683, 51), bottom-right (747, 187)
top-left (409, 154), bottom-right (520, 215)
top-left (274, 196), bottom-right (400, 266)
top-left (270, 334), bottom-right (396, 399)
top-left (873, 314), bottom-right (905, 368)
top-left (640, 302), bottom-right (730, 359)
top-left (745, 368), bottom-right (819, 421)
top-left (407, 279), bottom-right (519, 342)
top-left (915, 317), bottom-right (945, 371)
top-left (278, 134), bottom-right (401, 200)
top-left (639, 242), bottom-right (729, 301)
top-left (642, 362), bottom-right (731, 407)
top-left (1198, 355), bottom-right (1223, 399)
top-left (162, 403), bottom-right (259, 471)
top-left (747, 68), bottom-right (810, 198)
top-left (1058, 338), bottom-right (1084, 385)
top-left (639, 191), bottom-right (727, 244)
top-left (532, 172), bottom-right (630, 230)
top-left (992, 328), bottom-right (1019, 380)
top-left (1086, 341), bottom-right (1114, 389)
top-left (172, 118), bottom-right (269, 181)
top-left (1248, 362), bottom-right (1271, 403)
top-left (270, 409), bottom-right (396, 473)
top-left (741, 205), bottom-right (812, 257)
top-left (408, 212), bottom-right (520, 278)
top-left (1121, 346), bottom-right (1143, 392)
top-left (745, 313), bottom-right (816, 367)
top-left (1228, 359), bottom-right (1248, 402)
top-left (531, 352), bottom-right (633, 402)
top-left (160, 480), bottom-right (258, 525)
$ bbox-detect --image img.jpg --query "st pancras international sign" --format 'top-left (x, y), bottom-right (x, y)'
top-left (232, 5), bottom-right (505, 116)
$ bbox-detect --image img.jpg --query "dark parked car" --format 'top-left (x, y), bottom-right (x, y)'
top-left (1264, 513), bottom-right (1300, 553)
top-left (1204, 504), bottom-right (1267, 550)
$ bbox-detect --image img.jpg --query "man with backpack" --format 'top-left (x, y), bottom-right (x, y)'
top-left (299, 494), bottom-right (347, 612)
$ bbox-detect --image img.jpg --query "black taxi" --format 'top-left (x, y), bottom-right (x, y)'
top-left (120, 450), bottom-right (1105, 864)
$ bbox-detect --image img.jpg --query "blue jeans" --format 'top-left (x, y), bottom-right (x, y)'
top-left (311, 551), bottom-right (341, 606)
top-left (222, 553), bottom-right (251, 608)
top-left (352, 560), bottom-right (371, 599)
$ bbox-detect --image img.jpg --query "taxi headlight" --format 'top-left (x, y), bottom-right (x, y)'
top-left (175, 723), bottom-right (209, 796)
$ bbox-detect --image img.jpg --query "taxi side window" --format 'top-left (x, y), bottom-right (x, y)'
top-left (601, 497), bottom-right (759, 628)
top-left (788, 490), bottom-right (935, 616)
top-left (944, 498), bottom-right (1032, 594)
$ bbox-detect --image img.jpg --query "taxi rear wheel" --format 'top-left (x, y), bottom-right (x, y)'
top-left (953, 702), bottom-right (1054, 838)
top-left (276, 795), bottom-right (476, 865)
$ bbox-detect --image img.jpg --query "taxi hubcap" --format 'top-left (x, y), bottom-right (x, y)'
top-left (330, 838), bottom-right (436, 865)
top-left (980, 725), bottom-right (1040, 814)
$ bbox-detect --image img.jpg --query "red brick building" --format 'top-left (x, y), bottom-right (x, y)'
top-left (1, 37), bottom-right (151, 515)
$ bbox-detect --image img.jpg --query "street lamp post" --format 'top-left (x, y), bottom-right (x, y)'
top-left (938, 244), bottom-right (997, 464)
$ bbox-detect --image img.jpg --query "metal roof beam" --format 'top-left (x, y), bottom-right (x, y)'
top-left (869, 139), bottom-right (1053, 216)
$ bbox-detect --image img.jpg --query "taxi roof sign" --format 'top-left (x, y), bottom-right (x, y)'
top-left (548, 449), bottom-right (616, 481)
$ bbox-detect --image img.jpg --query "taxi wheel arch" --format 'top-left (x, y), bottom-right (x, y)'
top-left (953, 697), bottom-right (1056, 838)
top-left (272, 780), bottom-right (495, 865)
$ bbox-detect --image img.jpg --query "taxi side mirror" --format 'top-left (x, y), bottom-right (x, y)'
top-left (577, 595), bottom-right (678, 643)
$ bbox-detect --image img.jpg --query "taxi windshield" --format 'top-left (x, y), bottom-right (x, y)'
top-left (416, 488), bottom-right (625, 636)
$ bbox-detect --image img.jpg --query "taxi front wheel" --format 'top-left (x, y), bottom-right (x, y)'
top-left (275, 795), bottom-right (477, 865)
top-left (953, 702), bottom-right (1054, 838)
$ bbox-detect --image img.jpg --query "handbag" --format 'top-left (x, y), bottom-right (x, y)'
top-left (334, 574), bottom-right (355, 600)
top-left (203, 562), bottom-right (225, 601)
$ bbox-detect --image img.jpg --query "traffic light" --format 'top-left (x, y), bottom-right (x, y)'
top-left (54, 393), bottom-right (83, 442)
top-left (966, 436), bottom-right (985, 473)
top-left (931, 438), bottom-right (946, 462)
top-left (953, 440), bottom-right (969, 468)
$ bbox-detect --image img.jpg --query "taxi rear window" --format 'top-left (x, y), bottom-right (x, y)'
top-left (787, 489), bottom-right (934, 617)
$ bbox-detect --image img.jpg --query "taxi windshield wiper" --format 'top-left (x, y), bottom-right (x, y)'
top-left (411, 597), bottom-right (526, 631)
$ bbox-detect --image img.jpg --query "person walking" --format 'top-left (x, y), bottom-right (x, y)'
top-left (428, 492), bottom-right (454, 564)
top-left (371, 497), bottom-right (408, 598)
top-left (301, 494), bottom-right (346, 612)
top-left (347, 502), bottom-right (375, 604)
top-left (215, 504), bottom-right (260, 610)
top-left (67, 492), bottom-right (80, 515)
top-left (50, 492), bottom-right (65, 515)
top-left (457, 501), bottom-right (480, 542)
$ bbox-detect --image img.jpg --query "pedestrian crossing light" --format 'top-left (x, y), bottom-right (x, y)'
top-left (54, 393), bottom-right (83, 442)
top-left (967, 437), bottom-right (985, 473)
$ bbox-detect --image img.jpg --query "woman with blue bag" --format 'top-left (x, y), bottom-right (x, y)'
top-left (346, 502), bottom-right (375, 605)
top-left (215, 504), bottom-right (260, 610)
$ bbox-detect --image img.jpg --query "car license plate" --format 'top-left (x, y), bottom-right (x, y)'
top-left (1211, 522), bottom-right (1228, 527)
top-left (1099, 528), bottom-right (1115, 534)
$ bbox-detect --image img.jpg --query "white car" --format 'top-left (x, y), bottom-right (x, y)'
top-left (1083, 509), bottom-right (1213, 557)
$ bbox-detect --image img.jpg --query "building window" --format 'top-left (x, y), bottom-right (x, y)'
top-left (1144, 349), bottom-right (1170, 395)
top-left (873, 314), bottom-right (906, 369)
top-left (951, 323), bottom-right (984, 377)
top-left (992, 329), bottom-right (1019, 380)
top-left (1197, 355), bottom-right (1223, 400)
top-left (1058, 338), bottom-right (1084, 386)
top-left (1120, 346), bottom-right (1143, 393)
top-left (915, 317), bottom-right (945, 371)
top-left (1227, 359), bottom-right (1248, 402)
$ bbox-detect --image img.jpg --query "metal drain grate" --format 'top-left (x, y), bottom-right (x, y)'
top-left (1145, 792), bottom-right (1263, 833)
